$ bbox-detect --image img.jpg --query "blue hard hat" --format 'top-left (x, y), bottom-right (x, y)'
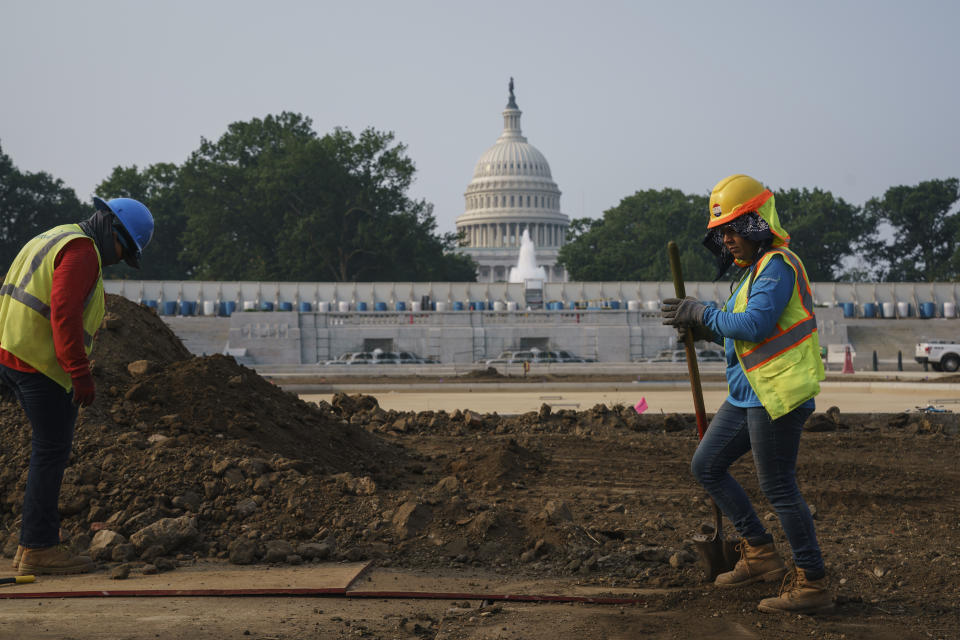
top-left (93, 196), bottom-right (154, 267)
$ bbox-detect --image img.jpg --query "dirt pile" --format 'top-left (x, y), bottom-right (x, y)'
top-left (0, 294), bottom-right (403, 567)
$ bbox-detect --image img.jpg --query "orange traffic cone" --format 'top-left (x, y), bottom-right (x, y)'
top-left (842, 346), bottom-right (854, 374)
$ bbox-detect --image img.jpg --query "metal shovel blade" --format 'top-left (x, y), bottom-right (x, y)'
top-left (692, 531), bottom-right (740, 581)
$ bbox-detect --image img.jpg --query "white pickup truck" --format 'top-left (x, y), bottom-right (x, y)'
top-left (914, 340), bottom-right (960, 372)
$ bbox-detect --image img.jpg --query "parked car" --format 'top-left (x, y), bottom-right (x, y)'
top-left (651, 349), bottom-right (686, 363)
top-left (371, 350), bottom-right (400, 364)
top-left (397, 351), bottom-right (430, 364)
top-left (649, 348), bottom-right (723, 363)
top-left (697, 348), bottom-right (725, 362)
top-left (555, 350), bottom-right (594, 363)
top-left (484, 348), bottom-right (590, 365)
top-left (323, 351), bottom-right (373, 365)
top-left (323, 350), bottom-right (433, 365)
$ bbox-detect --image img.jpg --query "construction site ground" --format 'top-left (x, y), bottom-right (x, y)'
top-left (0, 296), bottom-right (957, 639)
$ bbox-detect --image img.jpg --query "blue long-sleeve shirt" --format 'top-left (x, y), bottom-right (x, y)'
top-left (701, 254), bottom-right (815, 410)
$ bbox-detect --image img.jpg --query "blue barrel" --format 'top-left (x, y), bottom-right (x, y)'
top-left (609, 300), bottom-right (621, 310)
top-left (453, 301), bottom-right (464, 311)
top-left (863, 302), bottom-right (877, 318)
top-left (261, 301), bottom-right (274, 311)
top-left (375, 301), bottom-right (387, 311)
top-left (356, 301), bottom-right (368, 311)
top-left (161, 301), bottom-right (176, 316)
top-left (143, 299), bottom-right (157, 309)
top-left (841, 302), bottom-right (855, 318)
top-left (223, 301), bottom-right (237, 317)
top-left (395, 301), bottom-right (406, 311)
top-left (920, 302), bottom-right (936, 318)
top-left (299, 301), bottom-right (312, 312)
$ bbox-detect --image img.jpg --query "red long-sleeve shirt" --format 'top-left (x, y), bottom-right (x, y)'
top-left (0, 238), bottom-right (101, 380)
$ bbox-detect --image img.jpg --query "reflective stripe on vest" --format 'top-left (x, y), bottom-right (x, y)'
top-left (0, 230), bottom-right (97, 348)
top-left (739, 249), bottom-right (817, 371)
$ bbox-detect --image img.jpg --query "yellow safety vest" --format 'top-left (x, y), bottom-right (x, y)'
top-left (726, 248), bottom-right (825, 419)
top-left (0, 224), bottom-right (105, 391)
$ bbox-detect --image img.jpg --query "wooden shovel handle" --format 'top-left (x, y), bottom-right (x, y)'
top-left (667, 241), bottom-right (708, 440)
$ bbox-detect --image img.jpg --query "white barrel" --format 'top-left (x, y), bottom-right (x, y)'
top-left (242, 301), bottom-right (257, 311)
top-left (506, 301), bottom-right (518, 312)
top-left (882, 302), bottom-right (895, 318)
top-left (644, 300), bottom-right (660, 311)
top-left (896, 301), bottom-right (910, 317)
top-left (202, 301), bottom-right (216, 316)
top-left (944, 301), bottom-right (957, 318)
top-left (627, 300), bottom-right (641, 311)
top-left (411, 301), bottom-right (421, 312)
top-left (337, 301), bottom-right (350, 312)
top-left (316, 301), bottom-right (330, 312)
top-left (493, 300), bottom-right (506, 311)
top-left (435, 301), bottom-right (447, 312)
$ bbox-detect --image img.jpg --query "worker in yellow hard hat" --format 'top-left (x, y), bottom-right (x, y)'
top-left (661, 174), bottom-right (831, 614)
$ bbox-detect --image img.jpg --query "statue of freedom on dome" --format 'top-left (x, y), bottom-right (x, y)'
top-left (507, 77), bottom-right (518, 108)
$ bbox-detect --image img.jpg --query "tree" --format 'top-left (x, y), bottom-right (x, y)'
top-left (95, 162), bottom-right (188, 279)
top-left (558, 188), bottom-right (713, 281)
top-left (180, 114), bottom-right (475, 282)
top-left (0, 142), bottom-right (85, 271)
top-left (180, 112), bottom-right (317, 281)
top-left (862, 179), bottom-right (960, 281)
top-left (772, 188), bottom-right (869, 281)
top-left (278, 128), bottom-right (475, 281)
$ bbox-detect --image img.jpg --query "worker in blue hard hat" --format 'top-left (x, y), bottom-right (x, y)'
top-left (0, 196), bottom-right (154, 576)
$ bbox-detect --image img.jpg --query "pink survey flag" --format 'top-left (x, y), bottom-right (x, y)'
top-left (634, 397), bottom-right (648, 414)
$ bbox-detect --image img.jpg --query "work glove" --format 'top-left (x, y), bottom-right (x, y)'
top-left (661, 296), bottom-right (708, 328)
top-left (678, 325), bottom-right (715, 343)
top-left (71, 372), bottom-right (96, 408)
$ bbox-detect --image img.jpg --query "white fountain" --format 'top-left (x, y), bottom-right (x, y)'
top-left (508, 229), bottom-right (547, 283)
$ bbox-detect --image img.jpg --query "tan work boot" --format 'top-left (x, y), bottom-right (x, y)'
top-left (11, 545), bottom-right (24, 570)
top-left (757, 568), bottom-right (835, 613)
top-left (18, 545), bottom-right (94, 576)
top-left (715, 539), bottom-right (787, 587)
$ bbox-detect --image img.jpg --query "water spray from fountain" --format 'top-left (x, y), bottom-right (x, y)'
top-left (509, 229), bottom-right (547, 283)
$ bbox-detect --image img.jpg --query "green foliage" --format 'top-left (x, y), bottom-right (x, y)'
top-left (773, 188), bottom-right (870, 281)
top-left (95, 162), bottom-right (187, 279)
top-left (178, 113), bottom-right (475, 282)
top-left (863, 179), bottom-right (960, 281)
top-left (0, 142), bottom-right (86, 271)
top-left (558, 188), bottom-right (713, 281)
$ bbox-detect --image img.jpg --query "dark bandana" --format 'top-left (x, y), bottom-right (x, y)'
top-left (702, 212), bottom-right (774, 280)
top-left (78, 210), bottom-right (121, 267)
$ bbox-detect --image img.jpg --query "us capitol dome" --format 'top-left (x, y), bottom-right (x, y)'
top-left (455, 79), bottom-right (569, 282)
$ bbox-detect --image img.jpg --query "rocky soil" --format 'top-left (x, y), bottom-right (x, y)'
top-left (0, 294), bottom-right (958, 639)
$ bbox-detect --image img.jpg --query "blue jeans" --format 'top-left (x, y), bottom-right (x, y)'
top-left (691, 400), bottom-right (823, 574)
top-left (0, 364), bottom-right (77, 548)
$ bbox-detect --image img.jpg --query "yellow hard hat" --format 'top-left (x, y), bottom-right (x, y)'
top-left (707, 174), bottom-right (768, 229)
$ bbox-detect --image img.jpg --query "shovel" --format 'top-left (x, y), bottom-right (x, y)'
top-left (667, 241), bottom-right (739, 581)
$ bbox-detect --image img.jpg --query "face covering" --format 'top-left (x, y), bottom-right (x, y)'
top-left (702, 212), bottom-right (775, 281)
top-left (78, 210), bottom-right (121, 267)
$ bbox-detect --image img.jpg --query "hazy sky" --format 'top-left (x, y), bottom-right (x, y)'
top-left (2, 1), bottom-right (957, 235)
